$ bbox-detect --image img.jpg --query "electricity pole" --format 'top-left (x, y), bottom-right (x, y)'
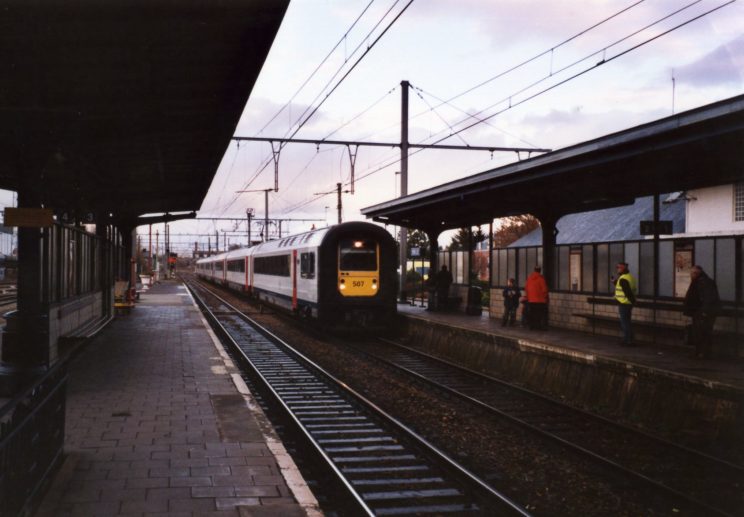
top-left (399, 80), bottom-right (409, 302)
top-left (236, 189), bottom-right (272, 241)
top-left (264, 189), bottom-right (269, 241)
top-left (246, 208), bottom-right (254, 247)
top-left (337, 183), bottom-right (343, 224)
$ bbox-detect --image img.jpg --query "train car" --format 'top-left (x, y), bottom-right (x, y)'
top-left (196, 221), bottom-right (397, 330)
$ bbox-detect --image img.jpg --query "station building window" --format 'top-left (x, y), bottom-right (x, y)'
top-left (581, 245), bottom-right (593, 292)
top-left (735, 181), bottom-right (744, 221)
top-left (716, 238), bottom-right (736, 302)
top-left (569, 247), bottom-right (582, 292)
top-left (673, 243), bottom-right (693, 298)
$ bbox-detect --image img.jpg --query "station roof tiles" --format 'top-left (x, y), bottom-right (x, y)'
top-left (509, 195), bottom-right (687, 247)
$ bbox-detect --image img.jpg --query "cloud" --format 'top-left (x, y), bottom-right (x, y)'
top-left (675, 35), bottom-right (744, 87)
top-left (518, 105), bottom-right (669, 149)
top-left (236, 97), bottom-right (331, 137)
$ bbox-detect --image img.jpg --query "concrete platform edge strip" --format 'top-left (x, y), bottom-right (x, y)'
top-left (401, 312), bottom-right (744, 396)
top-left (190, 285), bottom-right (322, 516)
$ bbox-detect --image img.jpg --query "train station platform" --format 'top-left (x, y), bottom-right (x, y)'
top-left (396, 303), bottom-right (744, 445)
top-left (35, 281), bottom-right (319, 517)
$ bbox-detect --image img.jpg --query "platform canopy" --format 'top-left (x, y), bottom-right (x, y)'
top-left (362, 94), bottom-right (744, 234)
top-left (0, 0), bottom-right (289, 226)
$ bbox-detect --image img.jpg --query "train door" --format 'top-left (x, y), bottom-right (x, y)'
top-left (292, 249), bottom-right (298, 310)
top-left (248, 255), bottom-right (251, 293)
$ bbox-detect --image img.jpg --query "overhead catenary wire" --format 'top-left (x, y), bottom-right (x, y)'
top-left (217, 0), bottom-right (735, 222)
top-left (240, 1), bottom-right (410, 186)
top-left (283, 85), bottom-right (399, 192)
top-left (413, 85), bottom-right (540, 149)
top-left (217, 0), bottom-right (415, 217)
top-left (212, 1), bottom-right (385, 215)
top-left (219, 0), bottom-right (631, 217)
top-left (327, 1), bottom-right (655, 180)
top-left (254, 0), bottom-right (378, 138)
top-left (322, 85), bottom-right (398, 141)
top-left (428, 0), bottom-right (649, 111)
top-left (349, 0), bottom-right (650, 148)
top-left (355, 0), bottom-right (714, 175)
top-left (245, 0), bottom-right (413, 186)
top-left (305, 0), bottom-right (738, 204)
top-left (413, 88), bottom-right (470, 147)
top-left (428, 0), bottom-right (714, 147)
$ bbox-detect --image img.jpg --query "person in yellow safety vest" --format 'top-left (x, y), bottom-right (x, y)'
top-left (613, 262), bottom-right (637, 346)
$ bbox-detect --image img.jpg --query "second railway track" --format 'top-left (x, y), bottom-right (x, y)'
top-left (348, 337), bottom-right (744, 517)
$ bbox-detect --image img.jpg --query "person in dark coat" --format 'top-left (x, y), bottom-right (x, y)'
top-left (436, 265), bottom-right (453, 310)
top-left (683, 265), bottom-right (720, 359)
top-left (425, 269), bottom-right (437, 311)
top-left (502, 278), bottom-right (520, 326)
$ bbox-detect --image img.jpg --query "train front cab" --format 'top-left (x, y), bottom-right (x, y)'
top-left (317, 222), bottom-right (397, 330)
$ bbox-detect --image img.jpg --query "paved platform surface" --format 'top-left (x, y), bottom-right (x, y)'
top-left (35, 281), bottom-right (318, 517)
top-left (398, 303), bottom-right (744, 389)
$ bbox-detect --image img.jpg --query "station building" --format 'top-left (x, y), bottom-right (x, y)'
top-left (363, 95), bottom-right (744, 358)
top-left (484, 186), bottom-right (742, 354)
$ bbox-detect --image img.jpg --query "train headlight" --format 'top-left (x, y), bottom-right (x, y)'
top-left (371, 279), bottom-right (378, 290)
top-left (339, 279), bottom-right (346, 290)
top-left (353, 240), bottom-right (363, 248)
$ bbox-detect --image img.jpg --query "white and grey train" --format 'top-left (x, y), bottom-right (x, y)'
top-left (195, 221), bottom-right (397, 330)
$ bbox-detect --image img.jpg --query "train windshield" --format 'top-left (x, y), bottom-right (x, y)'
top-left (339, 239), bottom-right (377, 271)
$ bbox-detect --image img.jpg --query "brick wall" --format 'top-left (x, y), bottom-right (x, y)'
top-left (490, 288), bottom-right (743, 356)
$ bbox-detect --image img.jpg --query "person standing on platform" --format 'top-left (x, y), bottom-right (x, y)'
top-left (520, 295), bottom-right (529, 327)
top-left (502, 278), bottom-right (520, 326)
top-left (436, 265), bottom-right (453, 311)
top-left (683, 265), bottom-right (720, 359)
top-left (613, 262), bottom-right (637, 346)
top-left (425, 269), bottom-right (437, 311)
top-left (525, 266), bottom-right (548, 330)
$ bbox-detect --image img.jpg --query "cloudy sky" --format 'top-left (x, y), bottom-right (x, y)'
top-left (152, 0), bottom-right (744, 253)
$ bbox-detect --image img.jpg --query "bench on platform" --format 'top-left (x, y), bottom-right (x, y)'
top-left (114, 280), bottom-right (135, 313)
top-left (573, 312), bottom-right (685, 335)
top-left (585, 296), bottom-right (743, 318)
top-left (58, 314), bottom-right (114, 356)
top-left (573, 312), bottom-right (740, 356)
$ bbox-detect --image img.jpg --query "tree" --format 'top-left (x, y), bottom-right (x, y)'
top-left (406, 229), bottom-right (430, 257)
top-left (448, 226), bottom-right (485, 251)
top-left (492, 215), bottom-right (540, 247)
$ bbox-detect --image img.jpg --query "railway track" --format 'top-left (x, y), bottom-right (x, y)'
top-left (0, 293), bottom-right (17, 308)
top-left (349, 337), bottom-right (744, 517)
top-left (185, 278), bottom-right (528, 516)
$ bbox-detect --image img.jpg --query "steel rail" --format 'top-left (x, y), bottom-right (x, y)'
top-left (379, 338), bottom-right (744, 470)
top-left (185, 278), bottom-right (530, 516)
top-left (352, 337), bottom-right (742, 517)
top-left (186, 281), bottom-right (375, 516)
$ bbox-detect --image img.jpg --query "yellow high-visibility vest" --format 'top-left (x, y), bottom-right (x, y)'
top-left (615, 272), bottom-right (637, 305)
